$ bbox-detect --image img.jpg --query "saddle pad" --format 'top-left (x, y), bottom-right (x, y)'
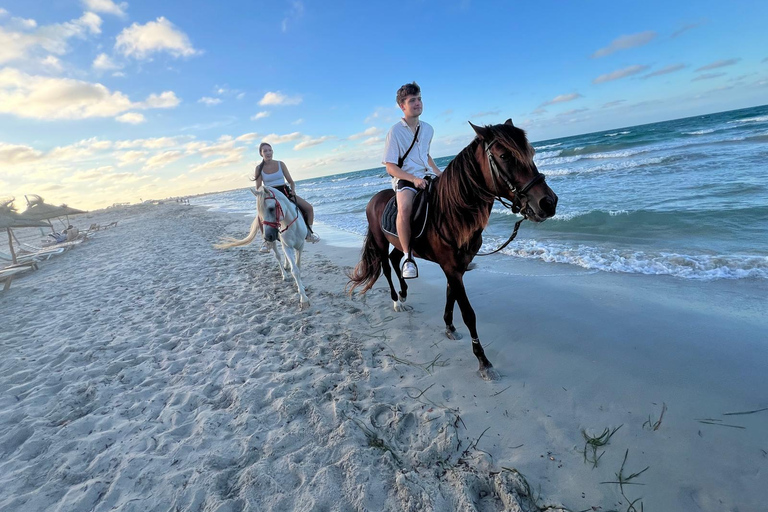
top-left (381, 189), bottom-right (430, 239)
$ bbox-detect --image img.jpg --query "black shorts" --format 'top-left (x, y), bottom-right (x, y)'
top-left (396, 179), bottom-right (417, 193)
top-left (275, 185), bottom-right (293, 199)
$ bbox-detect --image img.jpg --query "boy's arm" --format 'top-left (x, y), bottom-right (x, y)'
top-left (427, 156), bottom-right (442, 176)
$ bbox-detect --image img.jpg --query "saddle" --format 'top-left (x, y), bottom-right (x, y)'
top-left (381, 176), bottom-right (437, 239)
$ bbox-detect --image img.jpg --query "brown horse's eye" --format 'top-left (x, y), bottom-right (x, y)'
top-left (499, 152), bottom-right (509, 160)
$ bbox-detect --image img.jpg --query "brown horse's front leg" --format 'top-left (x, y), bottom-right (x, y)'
top-left (444, 282), bottom-right (461, 340)
top-left (445, 273), bottom-right (499, 380)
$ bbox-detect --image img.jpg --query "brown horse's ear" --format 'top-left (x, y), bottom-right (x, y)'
top-left (505, 119), bottom-right (514, 126)
top-left (469, 121), bottom-right (493, 141)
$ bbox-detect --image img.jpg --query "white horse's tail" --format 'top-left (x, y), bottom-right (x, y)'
top-left (214, 216), bottom-right (261, 249)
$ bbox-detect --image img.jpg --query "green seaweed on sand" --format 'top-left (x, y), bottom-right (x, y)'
top-left (600, 449), bottom-right (649, 512)
top-left (581, 424), bottom-right (622, 468)
top-left (642, 402), bottom-right (667, 431)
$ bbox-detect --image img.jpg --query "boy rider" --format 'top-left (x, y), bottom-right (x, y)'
top-left (382, 82), bottom-right (442, 279)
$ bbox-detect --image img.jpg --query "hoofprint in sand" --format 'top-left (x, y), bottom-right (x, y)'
top-left (1, 202), bottom-right (765, 511)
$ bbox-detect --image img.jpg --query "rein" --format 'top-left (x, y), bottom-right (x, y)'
top-left (262, 188), bottom-right (299, 233)
top-left (475, 139), bottom-right (546, 257)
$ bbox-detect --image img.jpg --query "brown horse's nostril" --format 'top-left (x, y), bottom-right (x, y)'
top-left (540, 196), bottom-right (557, 217)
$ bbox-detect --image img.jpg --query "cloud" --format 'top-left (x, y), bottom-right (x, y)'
top-left (294, 135), bottom-right (333, 151)
top-left (601, 100), bottom-right (626, 108)
top-left (540, 93), bottom-right (582, 107)
top-left (592, 31), bottom-right (656, 58)
top-left (258, 91), bottom-right (302, 106)
top-left (93, 52), bottom-right (121, 70)
top-left (641, 63), bottom-right (687, 79)
top-left (115, 136), bottom-right (186, 149)
top-left (556, 108), bottom-right (589, 117)
top-left (235, 132), bottom-right (261, 142)
top-left (115, 17), bottom-right (199, 59)
top-left (361, 136), bottom-right (383, 146)
top-left (0, 12), bottom-right (102, 64)
top-left (188, 152), bottom-right (243, 173)
top-left (292, 118), bottom-right (304, 125)
top-left (471, 110), bottom-right (501, 118)
top-left (281, 1), bottom-right (305, 32)
top-left (250, 111), bottom-right (270, 120)
top-left (0, 68), bottom-right (132, 119)
top-left (530, 107), bottom-right (547, 115)
top-left (671, 22), bottom-right (703, 39)
top-left (140, 91), bottom-right (180, 109)
top-left (348, 126), bottom-right (381, 140)
top-left (692, 72), bottom-right (726, 81)
top-left (695, 58), bottom-right (740, 72)
top-left (262, 132), bottom-right (304, 144)
top-left (82, 0), bottom-right (128, 17)
top-left (364, 106), bottom-right (398, 124)
top-left (116, 112), bottom-right (145, 124)
top-left (0, 142), bottom-right (43, 164)
top-left (593, 65), bottom-right (650, 84)
top-left (199, 96), bottom-right (222, 106)
top-left (144, 150), bottom-right (183, 170)
top-left (116, 150), bottom-right (147, 165)
top-left (41, 55), bottom-right (63, 72)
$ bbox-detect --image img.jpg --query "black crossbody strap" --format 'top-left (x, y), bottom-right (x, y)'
top-left (397, 124), bottom-right (421, 168)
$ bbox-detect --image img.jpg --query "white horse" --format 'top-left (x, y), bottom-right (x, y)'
top-left (215, 186), bottom-right (310, 309)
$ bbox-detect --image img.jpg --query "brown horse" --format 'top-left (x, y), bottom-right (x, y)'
top-left (347, 120), bottom-right (558, 380)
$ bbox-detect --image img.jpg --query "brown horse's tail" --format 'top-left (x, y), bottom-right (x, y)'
top-left (346, 228), bottom-right (382, 295)
top-left (214, 216), bottom-right (261, 249)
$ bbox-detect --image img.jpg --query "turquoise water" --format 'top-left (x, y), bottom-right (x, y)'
top-left (198, 105), bottom-right (768, 280)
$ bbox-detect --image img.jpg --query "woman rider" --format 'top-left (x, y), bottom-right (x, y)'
top-left (253, 142), bottom-right (320, 245)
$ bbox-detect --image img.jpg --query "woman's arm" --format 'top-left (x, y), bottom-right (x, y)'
top-left (281, 162), bottom-right (296, 191)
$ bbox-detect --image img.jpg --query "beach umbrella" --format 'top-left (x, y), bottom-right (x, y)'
top-left (0, 200), bottom-right (50, 265)
top-left (19, 195), bottom-right (87, 230)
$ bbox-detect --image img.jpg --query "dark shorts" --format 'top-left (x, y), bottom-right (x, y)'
top-left (275, 185), bottom-right (293, 199)
top-left (396, 180), bottom-right (418, 193)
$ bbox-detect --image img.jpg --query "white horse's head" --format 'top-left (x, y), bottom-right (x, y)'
top-left (253, 186), bottom-right (291, 242)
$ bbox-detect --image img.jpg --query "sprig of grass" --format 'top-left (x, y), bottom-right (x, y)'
top-left (642, 402), bottom-right (667, 431)
top-left (600, 449), bottom-right (649, 512)
top-left (581, 425), bottom-right (622, 468)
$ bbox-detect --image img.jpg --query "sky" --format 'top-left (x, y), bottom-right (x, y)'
top-left (1, 0), bottom-right (767, 210)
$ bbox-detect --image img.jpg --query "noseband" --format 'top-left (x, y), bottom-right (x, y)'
top-left (262, 189), bottom-right (298, 233)
top-left (484, 140), bottom-right (546, 216)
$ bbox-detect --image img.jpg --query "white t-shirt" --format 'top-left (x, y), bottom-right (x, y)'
top-left (382, 119), bottom-right (434, 177)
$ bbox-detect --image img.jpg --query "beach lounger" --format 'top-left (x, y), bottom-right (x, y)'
top-left (0, 264), bottom-right (37, 291)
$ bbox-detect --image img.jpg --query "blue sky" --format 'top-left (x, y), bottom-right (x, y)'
top-left (1, 0), bottom-right (767, 209)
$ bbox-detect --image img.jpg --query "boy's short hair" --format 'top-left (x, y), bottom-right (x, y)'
top-left (396, 82), bottom-right (421, 106)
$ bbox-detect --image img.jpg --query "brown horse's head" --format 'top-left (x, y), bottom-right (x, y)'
top-left (470, 119), bottom-right (558, 222)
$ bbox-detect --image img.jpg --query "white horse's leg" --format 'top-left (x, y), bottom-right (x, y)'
top-left (271, 242), bottom-right (289, 280)
top-left (282, 246), bottom-right (310, 309)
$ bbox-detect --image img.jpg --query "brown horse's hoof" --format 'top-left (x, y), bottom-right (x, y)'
top-left (445, 327), bottom-right (462, 340)
top-left (478, 365), bottom-right (500, 381)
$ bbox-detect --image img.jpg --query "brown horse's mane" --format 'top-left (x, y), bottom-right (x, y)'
top-left (434, 123), bottom-right (534, 248)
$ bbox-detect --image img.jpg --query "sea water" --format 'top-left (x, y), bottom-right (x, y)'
top-left (197, 105), bottom-right (768, 281)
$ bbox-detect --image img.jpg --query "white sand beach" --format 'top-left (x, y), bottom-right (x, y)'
top-left (1, 202), bottom-right (766, 511)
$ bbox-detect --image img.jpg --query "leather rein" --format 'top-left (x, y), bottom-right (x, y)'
top-left (262, 188), bottom-right (299, 233)
top-left (476, 139), bottom-right (546, 256)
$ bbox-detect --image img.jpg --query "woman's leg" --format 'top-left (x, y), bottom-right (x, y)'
top-left (294, 195), bottom-right (314, 226)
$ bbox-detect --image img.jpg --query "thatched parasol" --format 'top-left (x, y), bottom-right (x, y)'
top-left (0, 199), bottom-right (50, 265)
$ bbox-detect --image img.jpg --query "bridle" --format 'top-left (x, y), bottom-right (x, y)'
top-left (476, 139), bottom-right (547, 256)
top-left (261, 188), bottom-right (299, 233)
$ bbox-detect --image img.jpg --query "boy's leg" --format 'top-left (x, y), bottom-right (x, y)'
top-left (396, 189), bottom-right (418, 278)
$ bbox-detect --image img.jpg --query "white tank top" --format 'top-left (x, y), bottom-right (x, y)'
top-left (261, 162), bottom-right (286, 187)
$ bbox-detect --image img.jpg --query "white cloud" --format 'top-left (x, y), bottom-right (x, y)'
top-left (82, 0), bottom-right (128, 17)
top-left (294, 135), bottom-right (333, 151)
top-left (348, 126), bottom-right (381, 140)
top-left (292, 118), bottom-right (304, 125)
top-left (593, 65), bottom-right (650, 84)
top-left (0, 142), bottom-right (43, 164)
top-left (592, 31), bottom-right (656, 58)
top-left (470, 110), bottom-right (501, 118)
top-left (695, 58), bottom-right (740, 72)
top-left (198, 96), bottom-right (222, 106)
top-left (41, 55), bottom-right (63, 71)
top-left (116, 112), bottom-right (145, 124)
top-left (141, 91), bottom-right (180, 109)
top-left (0, 12), bottom-right (103, 64)
top-left (93, 52), bottom-right (121, 70)
top-left (692, 72), bottom-right (726, 82)
top-left (361, 136), bottom-right (383, 146)
top-left (641, 64), bottom-right (687, 79)
top-left (250, 111), bottom-right (270, 120)
top-left (281, 1), bottom-right (305, 33)
top-left (115, 17), bottom-right (198, 59)
top-left (188, 152), bottom-right (242, 173)
top-left (236, 132), bottom-right (261, 142)
top-left (116, 150), bottom-right (147, 165)
top-left (262, 132), bottom-right (304, 145)
top-left (144, 150), bottom-right (183, 170)
top-left (0, 68), bottom-right (178, 121)
top-left (540, 93), bottom-right (583, 107)
top-left (258, 91), bottom-right (302, 106)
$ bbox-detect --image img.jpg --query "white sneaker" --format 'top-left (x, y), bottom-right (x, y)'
top-left (259, 240), bottom-right (270, 253)
top-left (402, 260), bottom-right (418, 279)
top-left (306, 232), bottom-right (320, 243)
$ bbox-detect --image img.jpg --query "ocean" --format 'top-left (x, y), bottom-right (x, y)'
top-left (197, 104), bottom-right (768, 281)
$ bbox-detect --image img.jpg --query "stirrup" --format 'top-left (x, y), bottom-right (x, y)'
top-left (401, 257), bottom-right (418, 279)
